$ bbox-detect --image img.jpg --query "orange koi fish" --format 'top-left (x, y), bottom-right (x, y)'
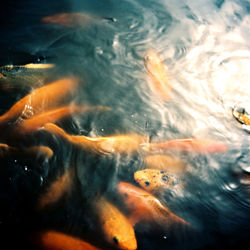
top-left (0, 143), bottom-right (53, 161)
top-left (142, 138), bottom-right (227, 154)
top-left (44, 123), bottom-right (147, 154)
top-left (134, 168), bottom-right (181, 194)
top-left (144, 154), bottom-right (185, 173)
top-left (42, 12), bottom-right (108, 27)
top-left (118, 182), bottom-right (188, 227)
top-left (94, 196), bottom-right (137, 250)
top-left (145, 50), bottom-right (171, 101)
top-left (32, 230), bottom-right (101, 250)
top-left (15, 105), bottom-right (108, 134)
top-left (0, 77), bottom-right (78, 127)
top-left (37, 168), bottom-right (73, 210)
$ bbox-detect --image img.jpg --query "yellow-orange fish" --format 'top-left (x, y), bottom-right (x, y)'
top-left (15, 105), bottom-right (108, 135)
top-left (32, 230), bottom-right (101, 250)
top-left (44, 123), bottom-right (147, 155)
top-left (42, 12), bottom-right (103, 27)
top-left (118, 182), bottom-right (188, 228)
top-left (145, 50), bottom-right (171, 101)
top-left (94, 196), bottom-right (137, 250)
top-left (144, 154), bottom-right (185, 173)
top-left (134, 168), bottom-right (181, 194)
top-left (37, 168), bottom-right (73, 210)
top-left (0, 77), bottom-right (78, 127)
top-left (142, 138), bottom-right (227, 154)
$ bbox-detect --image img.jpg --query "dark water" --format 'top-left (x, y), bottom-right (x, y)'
top-left (0, 0), bottom-right (250, 249)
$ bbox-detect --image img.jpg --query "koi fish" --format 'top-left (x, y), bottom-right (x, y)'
top-left (118, 182), bottom-right (188, 227)
top-left (44, 123), bottom-right (146, 154)
top-left (0, 77), bottom-right (78, 127)
top-left (144, 154), bottom-right (185, 173)
top-left (145, 50), bottom-right (171, 101)
top-left (0, 64), bottom-right (55, 92)
top-left (0, 143), bottom-right (53, 162)
top-left (0, 63), bottom-right (54, 70)
top-left (134, 168), bottom-right (181, 194)
top-left (37, 168), bottom-right (73, 210)
top-left (232, 105), bottom-right (250, 126)
top-left (15, 105), bottom-right (108, 134)
top-left (32, 230), bottom-right (101, 250)
top-left (142, 138), bottom-right (227, 154)
top-left (94, 196), bottom-right (137, 250)
top-left (42, 12), bottom-right (115, 27)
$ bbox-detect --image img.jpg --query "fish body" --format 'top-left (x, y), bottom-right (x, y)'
top-left (145, 50), bottom-right (171, 101)
top-left (142, 138), bottom-right (227, 154)
top-left (0, 77), bottom-right (78, 127)
top-left (44, 123), bottom-right (146, 155)
top-left (94, 197), bottom-right (137, 250)
top-left (83, 134), bottom-right (147, 154)
top-left (134, 168), bottom-right (181, 194)
top-left (32, 230), bottom-right (101, 250)
top-left (144, 154), bottom-right (185, 173)
top-left (15, 105), bottom-right (99, 135)
top-left (0, 63), bottom-right (54, 71)
top-left (232, 105), bottom-right (250, 126)
top-left (42, 12), bottom-right (102, 27)
top-left (37, 168), bottom-right (73, 210)
top-left (118, 182), bottom-right (188, 227)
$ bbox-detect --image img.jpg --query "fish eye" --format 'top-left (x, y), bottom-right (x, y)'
top-left (113, 236), bottom-right (119, 245)
top-left (160, 170), bottom-right (165, 174)
top-left (145, 181), bottom-right (150, 186)
top-left (162, 177), bottom-right (168, 182)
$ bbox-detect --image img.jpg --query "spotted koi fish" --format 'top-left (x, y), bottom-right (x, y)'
top-left (134, 168), bottom-right (181, 194)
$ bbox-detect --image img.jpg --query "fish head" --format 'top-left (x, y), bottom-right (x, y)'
top-left (232, 104), bottom-right (250, 125)
top-left (104, 218), bottom-right (137, 250)
top-left (134, 169), bottom-right (180, 193)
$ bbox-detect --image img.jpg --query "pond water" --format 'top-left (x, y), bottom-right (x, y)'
top-left (0, 0), bottom-right (249, 249)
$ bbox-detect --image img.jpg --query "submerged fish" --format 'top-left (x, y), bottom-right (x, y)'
top-left (118, 182), bottom-right (188, 228)
top-left (0, 63), bottom-right (55, 91)
top-left (232, 104), bottom-right (250, 126)
top-left (145, 50), bottom-right (171, 101)
top-left (37, 168), bottom-right (73, 210)
top-left (134, 168), bottom-right (181, 194)
top-left (0, 63), bottom-right (55, 71)
top-left (0, 77), bottom-right (78, 128)
top-left (94, 196), bottom-right (137, 250)
top-left (44, 123), bottom-right (146, 155)
top-left (32, 230), bottom-right (101, 250)
top-left (0, 143), bottom-right (53, 162)
top-left (42, 12), bottom-right (115, 27)
top-left (15, 105), bottom-right (107, 135)
top-left (142, 138), bottom-right (227, 154)
top-left (144, 154), bottom-right (185, 173)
